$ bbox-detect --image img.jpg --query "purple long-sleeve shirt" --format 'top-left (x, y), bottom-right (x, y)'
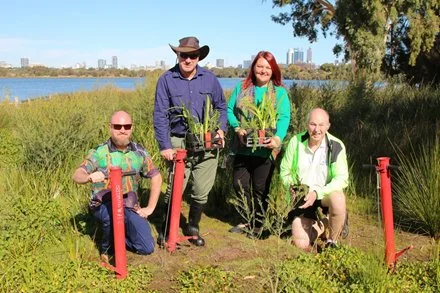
top-left (153, 64), bottom-right (227, 151)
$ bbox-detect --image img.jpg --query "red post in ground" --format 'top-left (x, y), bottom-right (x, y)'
top-left (376, 157), bottom-right (412, 270)
top-left (109, 167), bottom-right (128, 279)
top-left (377, 157), bottom-right (396, 268)
top-left (166, 149), bottom-right (187, 253)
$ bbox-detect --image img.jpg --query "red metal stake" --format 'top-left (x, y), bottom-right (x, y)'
top-left (166, 149), bottom-right (186, 253)
top-left (166, 149), bottom-right (197, 253)
top-left (101, 167), bottom-right (128, 279)
top-left (376, 157), bottom-right (412, 270)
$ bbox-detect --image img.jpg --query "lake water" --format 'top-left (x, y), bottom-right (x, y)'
top-left (0, 77), bottom-right (145, 101)
top-left (0, 77), bottom-right (330, 101)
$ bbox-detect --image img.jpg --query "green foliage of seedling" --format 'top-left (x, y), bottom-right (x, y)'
top-left (172, 101), bottom-right (203, 135)
top-left (176, 266), bottom-right (236, 292)
top-left (264, 184), bottom-right (294, 244)
top-left (239, 91), bottom-right (278, 151)
top-left (240, 91), bottom-right (278, 131)
top-left (393, 136), bottom-right (440, 240)
top-left (202, 95), bottom-right (221, 136)
top-left (172, 95), bottom-right (221, 144)
top-left (229, 179), bottom-right (259, 236)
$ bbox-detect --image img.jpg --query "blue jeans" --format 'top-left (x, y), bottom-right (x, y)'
top-left (92, 201), bottom-right (155, 255)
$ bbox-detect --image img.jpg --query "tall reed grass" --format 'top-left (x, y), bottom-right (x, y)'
top-left (393, 137), bottom-right (440, 239)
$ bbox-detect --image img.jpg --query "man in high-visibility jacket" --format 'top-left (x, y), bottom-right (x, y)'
top-left (280, 108), bottom-right (349, 251)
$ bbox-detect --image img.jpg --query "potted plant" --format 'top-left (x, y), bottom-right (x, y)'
top-left (240, 92), bottom-right (278, 150)
top-left (202, 95), bottom-right (221, 149)
top-left (174, 95), bottom-right (221, 151)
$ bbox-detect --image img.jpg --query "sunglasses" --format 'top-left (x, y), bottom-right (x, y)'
top-left (112, 124), bottom-right (132, 130)
top-left (179, 53), bottom-right (199, 60)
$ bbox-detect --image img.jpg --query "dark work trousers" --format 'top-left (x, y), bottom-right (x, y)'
top-left (92, 201), bottom-right (155, 255)
top-left (232, 154), bottom-right (275, 228)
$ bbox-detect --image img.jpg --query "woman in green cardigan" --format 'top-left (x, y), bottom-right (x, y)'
top-left (227, 51), bottom-right (291, 238)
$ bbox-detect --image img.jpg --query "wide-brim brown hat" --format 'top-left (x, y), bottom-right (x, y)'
top-left (169, 36), bottom-right (210, 61)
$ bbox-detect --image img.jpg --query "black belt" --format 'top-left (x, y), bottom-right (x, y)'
top-left (171, 133), bottom-right (186, 138)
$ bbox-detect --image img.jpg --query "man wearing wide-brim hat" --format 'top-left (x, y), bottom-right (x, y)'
top-left (169, 36), bottom-right (210, 62)
top-left (153, 36), bottom-right (227, 248)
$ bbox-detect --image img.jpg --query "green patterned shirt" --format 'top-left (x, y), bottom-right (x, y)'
top-left (79, 138), bottom-right (159, 207)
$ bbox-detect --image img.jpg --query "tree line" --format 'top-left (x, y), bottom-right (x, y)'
top-left (0, 63), bottom-right (350, 81)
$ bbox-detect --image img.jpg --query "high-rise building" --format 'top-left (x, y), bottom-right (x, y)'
top-left (287, 48), bottom-right (294, 65)
top-left (294, 48), bottom-right (304, 64)
top-left (112, 56), bottom-right (118, 69)
top-left (243, 60), bottom-right (252, 69)
top-left (307, 47), bottom-right (312, 63)
top-left (216, 59), bottom-right (225, 68)
top-left (98, 59), bottom-right (106, 69)
top-left (21, 58), bottom-right (29, 68)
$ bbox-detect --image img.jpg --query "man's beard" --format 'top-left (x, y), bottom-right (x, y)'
top-left (114, 137), bottom-right (130, 148)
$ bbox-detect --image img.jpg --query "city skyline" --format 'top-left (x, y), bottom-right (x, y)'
top-left (1, 1), bottom-right (340, 69)
top-left (8, 47), bottom-right (320, 70)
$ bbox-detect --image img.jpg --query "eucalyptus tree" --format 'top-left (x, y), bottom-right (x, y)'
top-left (383, 3), bottom-right (440, 84)
top-left (269, 0), bottom-right (439, 78)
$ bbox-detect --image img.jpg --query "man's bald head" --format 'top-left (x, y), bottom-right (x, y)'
top-left (307, 108), bottom-right (330, 125)
top-left (110, 111), bottom-right (132, 125)
top-left (307, 108), bottom-right (331, 146)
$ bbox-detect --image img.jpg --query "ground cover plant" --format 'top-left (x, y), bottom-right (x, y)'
top-left (0, 74), bottom-right (439, 292)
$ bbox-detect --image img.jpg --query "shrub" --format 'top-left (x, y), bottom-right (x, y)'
top-left (14, 88), bottom-right (123, 171)
top-left (274, 254), bottom-right (338, 292)
top-left (395, 258), bottom-right (440, 292)
top-left (317, 246), bottom-right (392, 291)
top-left (393, 137), bottom-right (440, 239)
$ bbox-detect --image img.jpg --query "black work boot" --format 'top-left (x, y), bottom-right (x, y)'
top-left (186, 203), bottom-right (205, 247)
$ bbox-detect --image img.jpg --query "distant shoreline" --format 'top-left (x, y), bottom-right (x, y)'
top-left (0, 76), bottom-right (142, 79)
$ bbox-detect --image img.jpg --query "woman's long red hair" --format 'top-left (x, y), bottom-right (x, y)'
top-left (242, 51), bottom-right (282, 89)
